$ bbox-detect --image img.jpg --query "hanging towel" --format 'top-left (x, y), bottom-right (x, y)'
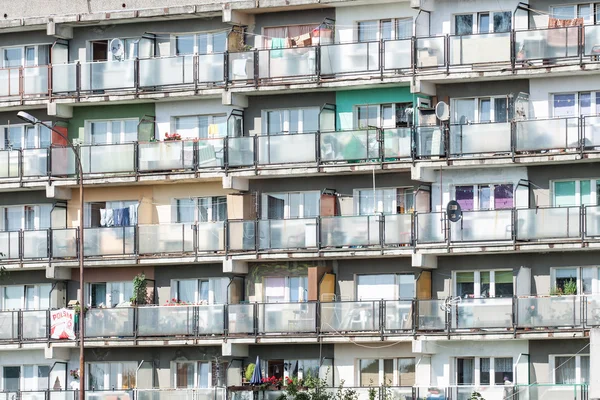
top-left (208, 124), bottom-right (219, 138)
top-left (113, 208), bottom-right (124, 227)
top-left (121, 207), bottom-right (130, 226)
top-left (128, 205), bottom-right (138, 226)
top-left (100, 209), bottom-right (107, 227)
top-left (232, 58), bottom-right (248, 79)
top-left (271, 38), bottom-right (285, 59)
top-left (105, 209), bottom-right (114, 227)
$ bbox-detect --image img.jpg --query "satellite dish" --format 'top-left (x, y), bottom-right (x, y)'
top-left (435, 101), bottom-right (450, 121)
top-left (447, 200), bottom-right (462, 223)
top-left (109, 38), bottom-right (125, 61)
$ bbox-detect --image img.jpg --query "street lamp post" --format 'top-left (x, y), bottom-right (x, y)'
top-left (17, 111), bottom-right (85, 400)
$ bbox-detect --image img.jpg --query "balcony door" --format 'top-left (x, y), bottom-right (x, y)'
top-left (174, 361), bottom-right (211, 388)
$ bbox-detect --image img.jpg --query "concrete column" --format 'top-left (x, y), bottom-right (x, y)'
top-left (590, 329), bottom-right (600, 399)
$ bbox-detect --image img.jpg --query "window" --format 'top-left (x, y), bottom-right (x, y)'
top-left (358, 359), bottom-right (415, 387)
top-left (173, 115), bottom-right (227, 140)
top-left (0, 205), bottom-right (51, 231)
top-left (171, 278), bottom-right (228, 304)
top-left (1, 45), bottom-right (49, 68)
top-left (1, 124), bottom-right (51, 150)
top-left (86, 119), bottom-right (138, 145)
top-left (175, 196), bottom-right (227, 223)
top-left (261, 192), bottom-right (320, 220)
top-left (454, 12), bottom-right (511, 34)
top-left (457, 357), bottom-right (513, 386)
top-left (262, 24), bottom-right (320, 49)
top-left (175, 31), bottom-right (227, 55)
top-left (87, 281), bottom-right (133, 308)
top-left (551, 267), bottom-right (600, 294)
top-left (3, 365), bottom-right (50, 391)
top-left (356, 274), bottom-right (415, 300)
top-left (263, 276), bottom-right (307, 302)
top-left (84, 201), bottom-right (139, 228)
top-left (89, 39), bottom-right (142, 62)
top-left (1, 284), bottom-right (50, 310)
top-left (454, 184), bottom-right (513, 211)
top-left (455, 270), bottom-right (513, 298)
top-left (552, 92), bottom-right (600, 117)
top-left (356, 103), bottom-right (414, 129)
top-left (174, 361), bottom-right (213, 388)
top-left (281, 359), bottom-right (319, 381)
top-left (356, 187), bottom-right (414, 215)
top-left (551, 3), bottom-right (600, 24)
top-left (87, 362), bottom-right (137, 390)
top-left (553, 179), bottom-right (600, 206)
top-left (452, 97), bottom-right (510, 124)
top-left (263, 108), bottom-right (320, 135)
top-left (357, 19), bottom-right (413, 42)
top-left (553, 355), bottom-right (590, 384)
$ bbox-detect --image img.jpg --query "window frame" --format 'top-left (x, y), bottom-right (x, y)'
top-left (1, 44), bottom-right (49, 68)
top-left (355, 273), bottom-right (415, 300)
top-left (170, 278), bottom-right (229, 305)
top-left (1, 123), bottom-right (52, 150)
top-left (455, 356), bottom-right (514, 386)
top-left (453, 269), bottom-right (513, 298)
top-left (263, 276), bottom-right (308, 303)
top-left (83, 200), bottom-right (139, 228)
top-left (1, 364), bottom-right (51, 391)
top-left (551, 178), bottom-right (600, 206)
top-left (453, 11), bottom-right (512, 34)
top-left (172, 361), bottom-right (213, 388)
top-left (452, 183), bottom-right (514, 211)
top-left (173, 31), bottom-right (228, 56)
top-left (550, 266), bottom-right (600, 294)
top-left (172, 114), bottom-right (228, 140)
top-left (86, 362), bottom-right (137, 390)
top-left (87, 281), bottom-right (134, 308)
top-left (354, 187), bottom-right (415, 215)
top-left (261, 107), bottom-right (320, 135)
top-left (551, 91), bottom-right (600, 117)
top-left (1, 284), bottom-right (51, 311)
top-left (357, 358), bottom-right (416, 387)
top-left (356, 18), bottom-right (414, 42)
top-left (550, 3), bottom-right (600, 24)
top-left (0, 204), bottom-right (52, 231)
top-left (174, 196), bottom-right (227, 223)
top-left (451, 96), bottom-right (510, 124)
top-left (550, 354), bottom-right (590, 384)
top-left (261, 191), bottom-right (320, 220)
top-left (84, 118), bottom-right (139, 145)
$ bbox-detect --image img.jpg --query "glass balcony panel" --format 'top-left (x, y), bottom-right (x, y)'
top-left (227, 221), bottom-right (256, 251)
top-left (85, 308), bottom-right (135, 337)
top-left (450, 209), bottom-right (513, 242)
top-left (417, 299), bottom-right (447, 330)
top-left (320, 42), bottom-right (380, 75)
top-left (383, 39), bottom-right (412, 70)
top-left (228, 137), bottom-right (254, 167)
top-left (382, 128), bottom-right (412, 159)
top-left (229, 52), bottom-right (255, 81)
top-left (383, 214), bottom-right (413, 245)
top-left (320, 216), bottom-right (380, 247)
top-left (52, 229), bottom-right (77, 258)
top-left (22, 393), bottom-right (52, 400)
top-left (51, 63), bottom-right (77, 93)
top-left (80, 144), bottom-right (135, 174)
top-left (452, 298), bottom-right (513, 330)
top-left (257, 134), bottom-right (317, 165)
top-left (21, 148), bottom-right (48, 177)
top-left (23, 230), bottom-right (48, 258)
top-left (22, 310), bottom-right (47, 339)
top-left (450, 386), bottom-right (510, 400)
top-left (583, 115), bottom-right (600, 148)
top-left (198, 53), bottom-right (225, 83)
top-left (258, 303), bottom-right (316, 333)
top-left (516, 296), bottom-right (580, 328)
top-left (0, 231), bottom-right (19, 260)
top-left (322, 388), bottom-right (372, 400)
top-left (0, 150), bottom-right (19, 178)
top-left (384, 300), bottom-right (413, 331)
top-left (138, 141), bottom-right (195, 172)
top-left (228, 304), bottom-right (255, 334)
top-left (320, 301), bottom-right (379, 332)
top-left (197, 138), bottom-right (225, 168)
top-left (516, 118), bottom-right (578, 151)
top-left (449, 123), bottom-right (512, 155)
top-left (197, 221), bottom-right (225, 252)
top-left (415, 37), bottom-right (445, 68)
top-left (585, 295), bottom-right (600, 327)
top-left (83, 226), bottom-right (135, 256)
top-left (0, 68), bottom-right (20, 97)
top-left (258, 219), bottom-right (318, 250)
top-left (415, 126), bottom-right (445, 157)
top-left (197, 305), bottom-right (224, 335)
top-left (80, 60), bottom-right (135, 91)
top-left (23, 66), bottom-right (49, 95)
top-left (320, 130), bottom-right (379, 162)
top-left (585, 205), bottom-right (600, 237)
top-left (84, 391), bottom-right (132, 400)
top-left (449, 33), bottom-right (511, 65)
top-left (138, 224), bottom-right (194, 254)
top-left (50, 147), bottom-right (76, 176)
top-left (0, 311), bottom-right (18, 340)
top-left (139, 55), bottom-right (194, 87)
top-left (515, 384), bottom-right (586, 400)
top-left (414, 388), bottom-right (447, 400)
top-left (515, 27), bottom-right (579, 61)
top-left (416, 212), bottom-right (445, 243)
top-left (258, 47), bottom-right (317, 79)
top-left (137, 306), bottom-right (195, 336)
top-left (137, 389), bottom-right (195, 400)
top-left (516, 207), bottom-right (580, 240)
top-left (585, 25), bottom-right (600, 55)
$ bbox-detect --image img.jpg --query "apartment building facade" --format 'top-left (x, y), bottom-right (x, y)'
top-left (0, 0), bottom-right (599, 399)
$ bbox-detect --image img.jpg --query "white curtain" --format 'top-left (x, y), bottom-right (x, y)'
top-left (357, 275), bottom-right (396, 300)
top-left (177, 280), bottom-right (197, 303)
top-left (555, 357), bottom-right (576, 384)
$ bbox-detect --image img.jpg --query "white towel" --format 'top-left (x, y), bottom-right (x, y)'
top-left (105, 209), bottom-right (114, 227)
top-left (232, 59), bottom-right (248, 79)
top-left (100, 209), bottom-right (107, 227)
top-left (129, 204), bottom-right (138, 225)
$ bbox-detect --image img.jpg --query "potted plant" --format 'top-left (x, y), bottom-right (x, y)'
top-left (244, 363), bottom-right (255, 384)
top-left (164, 133), bottom-right (182, 141)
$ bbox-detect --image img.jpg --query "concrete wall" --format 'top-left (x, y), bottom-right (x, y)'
top-left (527, 163), bottom-right (600, 207)
top-left (334, 3), bottom-right (419, 42)
top-left (244, 92), bottom-right (335, 136)
top-left (529, 338), bottom-right (589, 383)
top-left (529, 76), bottom-right (600, 119)
top-left (0, 191), bottom-right (53, 206)
top-left (0, 110), bottom-right (62, 127)
top-left (431, 167), bottom-right (529, 212)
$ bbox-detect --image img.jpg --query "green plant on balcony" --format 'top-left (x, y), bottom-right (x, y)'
top-left (367, 381), bottom-right (377, 400)
top-left (563, 279), bottom-right (578, 295)
top-left (131, 273), bottom-right (149, 305)
top-left (164, 132), bottom-right (182, 141)
top-left (244, 363), bottom-right (255, 383)
top-left (469, 391), bottom-right (485, 400)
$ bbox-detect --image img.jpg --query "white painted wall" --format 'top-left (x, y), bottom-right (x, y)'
top-left (155, 99), bottom-right (236, 140)
top-left (430, 0), bottom-right (526, 35)
top-left (334, 3), bottom-right (420, 43)
top-left (431, 167), bottom-right (529, 212)
top-left (529, 76), bottom-right (600, 118)
top-left (428, 339), bottom-right (528, 386)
